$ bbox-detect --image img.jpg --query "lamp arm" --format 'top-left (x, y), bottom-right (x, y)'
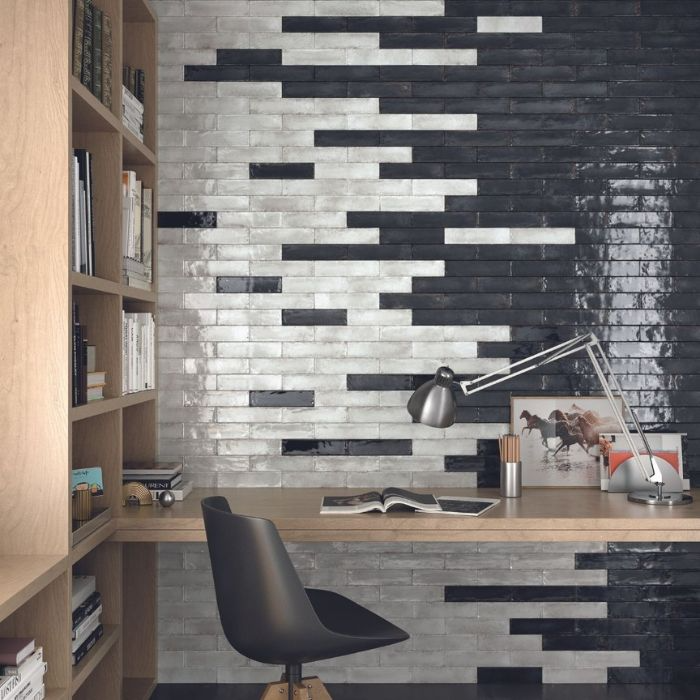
top-left (457, 333), bottom-right (662, 486)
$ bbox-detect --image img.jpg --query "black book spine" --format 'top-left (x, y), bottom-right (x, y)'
top-left (92, 7), bottom-right (102, 102)
top-left (72, 591), bottom-right (102, 629)
top-left (128, 477), bottom-right (179, 490)
top-left (136, 69), bottom-right (145, 104)
top-left (81, 0), bottom-right (93, 91)
top-left (72, 624), bottom-right (103, 666)
top-left (86, 152), bottom-right (95, 275)
top-left (72, 303), bottom-right (80, 407)
top-left (72, 0), bottom-right (85, 79)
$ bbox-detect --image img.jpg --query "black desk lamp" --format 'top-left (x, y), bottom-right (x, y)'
top-left (407, 333), bottom-right (692, 506)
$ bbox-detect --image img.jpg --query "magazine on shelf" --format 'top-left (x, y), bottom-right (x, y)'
top-left (320, 488), bottom-right (500, 516)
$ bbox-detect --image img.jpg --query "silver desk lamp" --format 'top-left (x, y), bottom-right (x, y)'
top-left (407, 333), bottom-right (692, 506)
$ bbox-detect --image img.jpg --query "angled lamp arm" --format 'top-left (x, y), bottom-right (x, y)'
top-left (458, 333), bottom-right (664, 487)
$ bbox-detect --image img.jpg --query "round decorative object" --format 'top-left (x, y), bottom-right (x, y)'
top-left (158, 490), bottom-right (176, 508)
top-left (122, 482), bottom-right (153, 506)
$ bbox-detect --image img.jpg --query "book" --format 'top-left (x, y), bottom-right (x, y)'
top-left (81, 0), bottom-right (93, 92)
top-left (71, 0), bottom-right (85, 79)
top-left (1, 657), bottom-right (45, 700)
top-left (92, 7), bottom-right (102, 102)
top-left (71, 466), bottom-right (104, 496)
top-left (150, 480), bottom-right (192, 502)
top-left (125, 474), bottom-right (182, 491)
top-left (142, 188), bottom-right (153, 278)
top-left (87, 371), bottom-right (106, 387)
top-left (320, 490), bottom-right (501, 516)
top-left (0, 648), bottom-right (42, 678)
top-left (123, 462), bottom-right (183, 479)
top-left (72, 591), bottom-right (101, 631)
top-left (72, 614), bottom-right (100, 654)
top-left (321, 488), bottom-right (442, 514)
top-left (71, 575), bottom-right (96, 612)
top-left (0, 641), bottom-right (33, 671)
top-left (102, 12), bottom-right (113, 108)
top-left (72, 624), bottom-right (103, 666)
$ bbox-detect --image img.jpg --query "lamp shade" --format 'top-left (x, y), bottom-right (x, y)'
top-left (407, 366), bottom-right (457, 428)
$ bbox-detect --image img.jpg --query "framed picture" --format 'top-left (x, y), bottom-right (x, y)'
top-left (511, 396), bottom-right (624, 488)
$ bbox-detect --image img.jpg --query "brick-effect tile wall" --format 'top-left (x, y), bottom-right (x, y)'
top-left (153, 0), bottom-right (700, 684)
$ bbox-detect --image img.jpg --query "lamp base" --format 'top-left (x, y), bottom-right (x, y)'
top-left (627, 491), bottom-right (693, 506)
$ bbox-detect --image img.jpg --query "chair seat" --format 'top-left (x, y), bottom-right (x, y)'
top-left (306, 588), bottom-right (409, 655)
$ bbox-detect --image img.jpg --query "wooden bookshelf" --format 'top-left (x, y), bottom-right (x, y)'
top-left (0, 1), bottom-right (158, 698)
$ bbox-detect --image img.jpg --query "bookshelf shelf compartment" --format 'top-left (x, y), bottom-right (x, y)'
top-left (46, 689), bottom-right (70, 700)
top-left (122, 129), bottom-right (156, 166)
top-left (71, 624), bottom-right (120, 693)
top-left (71, 78), bottom-right (121, 134)
top-left (71, 518), bottom-right (116, 565)
top-left (71, 391), bottom-right (156, 422)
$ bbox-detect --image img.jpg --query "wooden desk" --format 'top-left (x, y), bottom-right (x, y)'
top-left (112, 487), bottom-right (700, 543)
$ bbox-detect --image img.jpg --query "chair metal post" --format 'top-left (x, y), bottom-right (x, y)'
top-left (286, 663), bottom-right (302, 700)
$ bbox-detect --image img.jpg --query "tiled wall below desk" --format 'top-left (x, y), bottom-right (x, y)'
top-left (157, 540), bottom-right (700, 685)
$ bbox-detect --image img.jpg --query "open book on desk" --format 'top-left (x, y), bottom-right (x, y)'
top-left (320, 488), bottom-right (500, 516)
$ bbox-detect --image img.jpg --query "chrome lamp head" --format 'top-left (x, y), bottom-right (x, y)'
top-left (407, 366), bottom-right (457, 428)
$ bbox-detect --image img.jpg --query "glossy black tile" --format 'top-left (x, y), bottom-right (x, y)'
top-left (249, 391), bottom-right (314, 408)
top-left (216, 276), bottom-right (281, 294)
top-left (158, 211), bottom-right (217, 229)
top-left (281, 309), bottom-right (347, 326)
top-left (477, 668), bottom-right (542, 685)
top-left (249, 163), bottom-right (314, 179)
top-left (216, 49), bottom-right (281, 65)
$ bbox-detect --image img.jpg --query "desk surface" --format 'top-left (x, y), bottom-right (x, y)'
top-left (112, 487), bottom-right (700, 542)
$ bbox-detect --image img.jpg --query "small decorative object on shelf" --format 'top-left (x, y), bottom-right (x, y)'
top-left (122, 482), bottom-right (153, 507)
top-left (72, 489), bottom-right (93, 521)
top-left (158, 490), bottom-right (175, 508)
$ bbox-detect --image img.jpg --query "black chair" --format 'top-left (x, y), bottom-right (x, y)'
top-left (201, 496), bottom-right (409, 700)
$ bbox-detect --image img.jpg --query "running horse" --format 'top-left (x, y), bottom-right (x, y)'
top-left (519, 410), bottom-right (555, 446)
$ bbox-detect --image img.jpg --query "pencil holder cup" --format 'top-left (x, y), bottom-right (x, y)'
top-left (500, 462), bottom-right (522, 498)
top-left (72, 489), bottom-right (93, 521)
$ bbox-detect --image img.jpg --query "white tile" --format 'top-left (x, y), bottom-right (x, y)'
top-left (412, 114), bottom-right (477, 130)
top-left (380, 1), bottom-right (444, 15)
top-left (413, 49), bottom-right (477, 65)
top-left (445, 228), bottom-right (512, 244)
top-left (283, 49), bottom-right (347, 65)
top-left (412, 180), bottom-right (477, 196)
top-left (477, 16), bottom-right (543, 33)
top-left (511, 227), bottom-right (576, 244)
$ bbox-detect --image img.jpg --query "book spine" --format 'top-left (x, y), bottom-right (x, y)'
top-left (73, 604), bottom-right (101, 642)
top-left (86, 152), bottom-right (95, 275)
top-left (102, 12), bottom-right (113, 109)
top-left (142, 188), bottom-right (153, 279)
top-left (127, 477), bottom-right (180, 490)
top-left (81, 0), bottom-right (93, 91)
top-left (91, 7), bottom-right (102, 102)
top-left (72, 625), bottom-right (103, 666)
top-left (72, 0), bottom-right (85, 79)
top-left (71, 591), bottom-right (101, 629)
top-left (72, 304), bottom-right (80, 407)
top-left (136, 69), bottom-right (145, 104)
top-left (0, 650), bottom-right (43, 678)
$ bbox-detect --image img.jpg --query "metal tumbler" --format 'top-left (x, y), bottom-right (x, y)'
top-left (500, 461), bottom-right (522, 498)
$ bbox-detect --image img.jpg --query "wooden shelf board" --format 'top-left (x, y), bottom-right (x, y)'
top-left (122, 286), bottom-right (156, 303)
top-left (72, 624), bottom-right (121, 693)
top-left (71, 392), bottom-right (155, 422)
top-left (72, 272), bottom-right (121, 296)
top-left (122, 129), bottom-right (156, 166)
top-left (123, 677), bottom-right (156, 700)
top-left (71, 78), bottom-right (121, 133)
top-left (0, 555), bottom-right (67, 622)
top-left (70, 519), bottom-right (117, 565)
top-left (123, 0), bottom-right (157, 24)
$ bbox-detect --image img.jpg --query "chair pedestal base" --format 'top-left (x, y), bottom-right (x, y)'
top-left (261, 676), bottom-right (332, 700)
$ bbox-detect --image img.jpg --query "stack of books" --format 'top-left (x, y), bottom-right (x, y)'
top-left (121, 312), bottom-right (155, 394)
top-left (122, 170), bottom-right (153, 290)
top-left (72, 575), bottom-right (103, 666)
top-left (123, 462), bottom-right (192, 502)
top-left (121, 84), bottom-right (144, 142)
top-left (72, 0), bottom-right (113, 108)
top-left (71, 149), bottom-right (95, 276)
top-left (0, 638), bottom-right (47, 700)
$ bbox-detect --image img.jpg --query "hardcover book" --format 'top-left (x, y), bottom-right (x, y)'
top-left (0, 640), bottom-right (33, 670)
top-left (71, 0), bottom-right (85, 78)
top-left (92, 7), bottom-right (102, 102)
top-left (81, 0), bottom-right (93, 92)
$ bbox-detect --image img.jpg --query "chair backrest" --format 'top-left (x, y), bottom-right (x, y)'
top-left (201, 496), bottom-right (321, 663)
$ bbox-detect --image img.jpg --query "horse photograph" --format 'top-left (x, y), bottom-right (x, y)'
top-left (511, 396), bottom-right (623, 487)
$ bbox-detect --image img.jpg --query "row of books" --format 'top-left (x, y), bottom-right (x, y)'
top-left (122, 84), bottom-right (145, 143)
top-left (71, 576), bottom-right (103, 667)
top-left (123, 462), bottom-right (192, 502)
top-left (72, 307), bottom-right (107, 407)
top-left (72, 0), bottom-right (113, 108)
top-left (0, 638), bottom-right (47, 700)
top-left (122, 171), bottom-right (153, 290)
top-left (71, 149), bottom-right (95, 276)
top-left (122, 312), bottom-right (155, 395)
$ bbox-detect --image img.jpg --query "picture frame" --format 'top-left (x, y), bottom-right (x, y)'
top-left (511, 395), bottom-right (624, 488)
